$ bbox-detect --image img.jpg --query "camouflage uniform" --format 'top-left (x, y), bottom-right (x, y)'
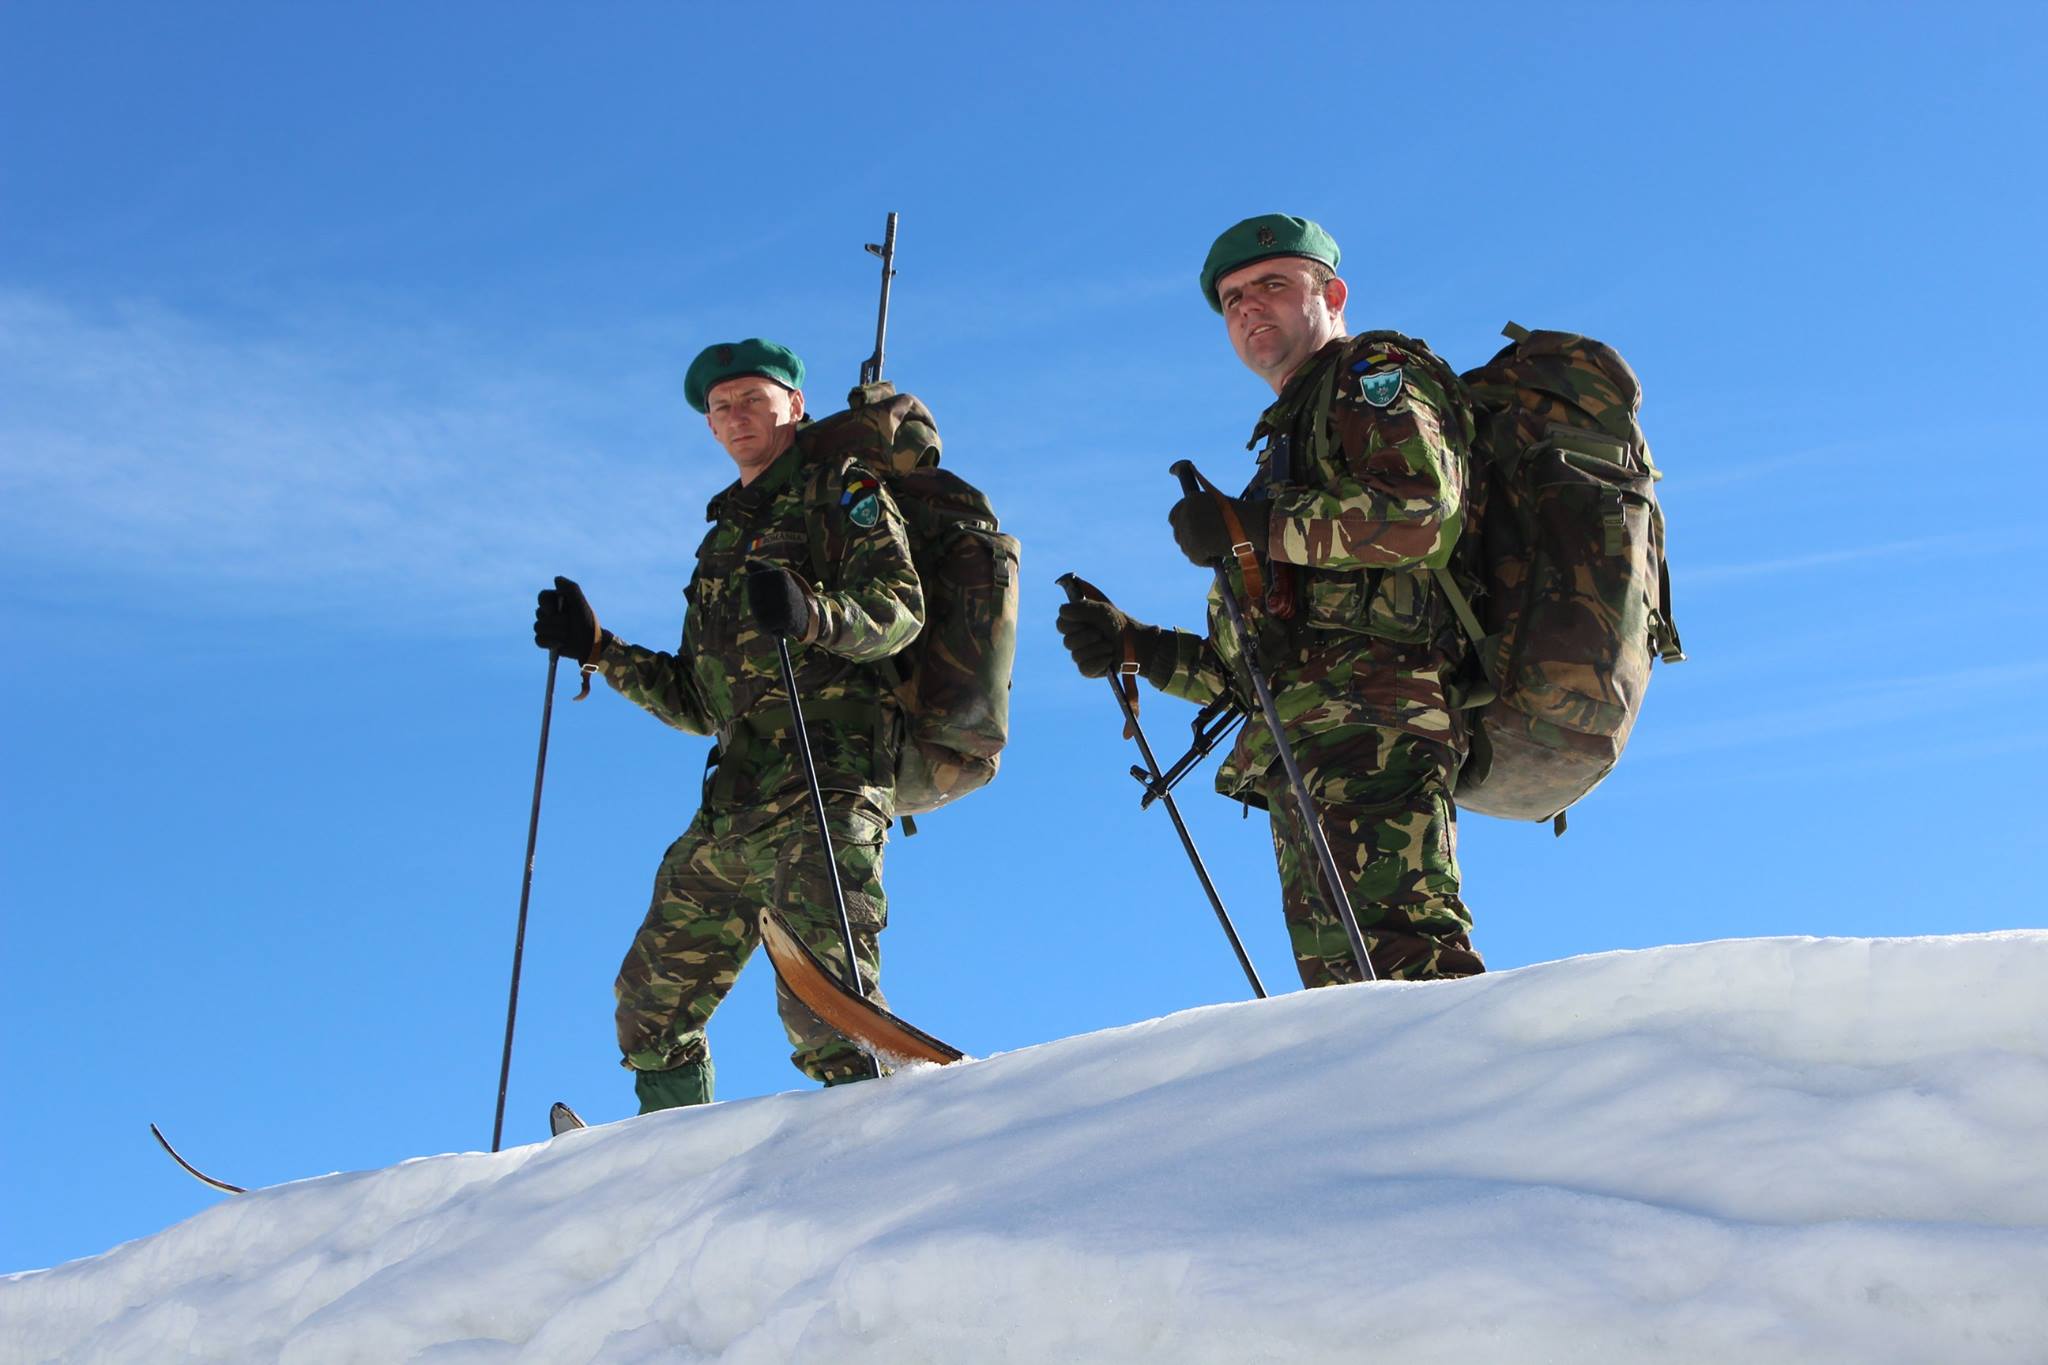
top-left (1154, 331), bottom-right (1483, 983)
top-left (591, 436), bottom-right (923, 1089)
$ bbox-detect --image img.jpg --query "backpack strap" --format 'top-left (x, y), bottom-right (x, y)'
top-left (1430, 565), bottom-right (1498, 709)
top-left (797, 456), bottom-right (842, 588)
top-left (1308, 351), bottom-right (1341, 467)
top-left (797, 455), bottom-right (908, 694)
top-left (1654, 557), bottom-right (1686, 663)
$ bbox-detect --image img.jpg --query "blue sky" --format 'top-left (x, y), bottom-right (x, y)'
top-left (4, 2), bottom-right (2043, 1272)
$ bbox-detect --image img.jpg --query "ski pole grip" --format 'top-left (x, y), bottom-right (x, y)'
top-left (1057, 571), bottom-right (1109, 606)
top-left (1170, 459), bottom-right (1204, 498)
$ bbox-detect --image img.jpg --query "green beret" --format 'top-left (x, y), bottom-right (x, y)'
top-left (1199, 214), bottom-right (1342, 313)
top-left (683, 338), bottom-right (807, 414)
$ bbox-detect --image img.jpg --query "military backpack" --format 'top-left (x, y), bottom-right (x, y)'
top-left (1434, 323), bottom-right (1685, 830)
top-left (796, 382), bottom-right (1021, 821)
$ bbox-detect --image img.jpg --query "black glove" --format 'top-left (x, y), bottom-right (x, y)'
top-left (745, 562), bottom-right (814, 641)
top-left (1168, 492), bottom-right (1271, 568)
top-left (1055, 598), bottom-right (1173, 684)
top-left (534, 575), bottom-right (603, 664)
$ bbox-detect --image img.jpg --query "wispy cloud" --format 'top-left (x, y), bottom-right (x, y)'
top-left (1682, 528), bottom-right (2042, 588)
top-left (1631, 658), bottom-right (2048, 761)
top-left (1633, 725), bottom-right (2048, 793)
top-left (907, 269), bottom-right (1190, 350)
top-left (0, 289), bottom-right (727, 638)
top-left (0, 284), bottom-right (1243, 653)
top-left (1661, 438), bottom-right (1867, 494)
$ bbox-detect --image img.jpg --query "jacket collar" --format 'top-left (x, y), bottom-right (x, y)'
top-left (705, 439), bottom-right (803, 522)
top-left (1248, 333), bottom-right (1351, 448)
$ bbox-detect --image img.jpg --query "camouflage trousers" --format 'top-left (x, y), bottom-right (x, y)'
top-left (1263, 727), bottom-right (1482, 985)
top-left (614, 796), bottom-right (888, 1088)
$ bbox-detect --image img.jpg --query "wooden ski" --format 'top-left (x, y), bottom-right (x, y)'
top-left (758, 908), bottom-right (964, 1067)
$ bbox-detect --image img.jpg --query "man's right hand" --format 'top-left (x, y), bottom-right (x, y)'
top-left (534, 575), bottom-right (603, 664)
top-left (1056, 597), bottom-right (1171, 684)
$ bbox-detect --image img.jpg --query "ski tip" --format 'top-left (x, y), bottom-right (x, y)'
top-left (150, 1121), bottom-right (250, 1195)
top-left (548, 1101), bottom-right (587, 1137)
top-left (757, 907), bottom-right (965, 1066)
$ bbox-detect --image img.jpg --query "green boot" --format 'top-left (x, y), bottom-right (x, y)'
top-left (816, 1052), bottom-right (882, 1087)
top-left (634, 1058), bottom-right (714, 1114)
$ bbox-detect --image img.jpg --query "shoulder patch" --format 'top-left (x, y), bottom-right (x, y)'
top-left (841, 471), bottom-right (883, 529)
top-left (1352, 362), bottom-right (1404, 408)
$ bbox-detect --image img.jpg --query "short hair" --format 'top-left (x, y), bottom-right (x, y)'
top-left (1304, 260), bottom-right (1342, 318)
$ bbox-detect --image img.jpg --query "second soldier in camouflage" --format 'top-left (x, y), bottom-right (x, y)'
top-left (534, 338), bottom-right (924, 1111)
top-left (1058, 215), bottom-right (1483, 984)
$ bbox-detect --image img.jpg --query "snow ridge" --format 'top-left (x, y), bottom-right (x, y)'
top-left (5, 933), bottom-right (2046, 1363)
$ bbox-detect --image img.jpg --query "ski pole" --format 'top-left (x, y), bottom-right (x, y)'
top-left (775, 636), bottom-right (882, 1079)
top-left (493, 649), bottom-right (562, 1152)
top-left (1169, 460), bottom-right (1377, 982)
top-left (1057, 572), bottom-right (1266, 998)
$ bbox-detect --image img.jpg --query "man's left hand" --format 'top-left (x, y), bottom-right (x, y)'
top-left (745, 562), bottom-right (816, 641)
top-left (1168, 492), bottom-right (1271, 567)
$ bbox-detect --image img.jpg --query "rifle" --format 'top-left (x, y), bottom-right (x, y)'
top-left (860, 212), bottom-right (898, 386)
top-left (1135, 696), bottom-right (1242, 811)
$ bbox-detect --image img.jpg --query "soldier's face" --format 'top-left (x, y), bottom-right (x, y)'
top-left (705, 376), bottom-right (805, 483)
top-left (1215, 259), bottom-right (1348, 392)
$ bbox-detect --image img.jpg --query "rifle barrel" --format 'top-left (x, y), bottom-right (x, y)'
top-left (861, 211), bottom-right (898, 386)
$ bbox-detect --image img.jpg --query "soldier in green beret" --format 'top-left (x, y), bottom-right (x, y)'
top-left (1058, 215), bottom-right (1484, 985)
top-left (534, 337), bottom-right (926, 1111)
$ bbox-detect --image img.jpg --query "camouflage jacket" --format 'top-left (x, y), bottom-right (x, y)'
top-left (592, 439), bottom-right (925, 823)
top-left (1153, 331), bottom-right (1473, 799)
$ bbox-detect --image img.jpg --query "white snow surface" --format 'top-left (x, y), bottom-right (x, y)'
top-left (6, 933), bottom-right (2047, 1363)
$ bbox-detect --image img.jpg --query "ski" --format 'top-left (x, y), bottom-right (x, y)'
top-left (157, 1103), bottom-right (588, 1198)
top-left (149, 1122), bottom-right (248, 1195)
top-left (758, 907), bottom-right (965, 1067)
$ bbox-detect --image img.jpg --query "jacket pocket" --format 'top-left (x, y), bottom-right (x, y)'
top-left (1302, 564), bottom-right (1433, 645)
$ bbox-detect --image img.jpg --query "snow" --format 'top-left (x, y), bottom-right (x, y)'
top-left (6, 933), bottom-right (2047, 1363)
